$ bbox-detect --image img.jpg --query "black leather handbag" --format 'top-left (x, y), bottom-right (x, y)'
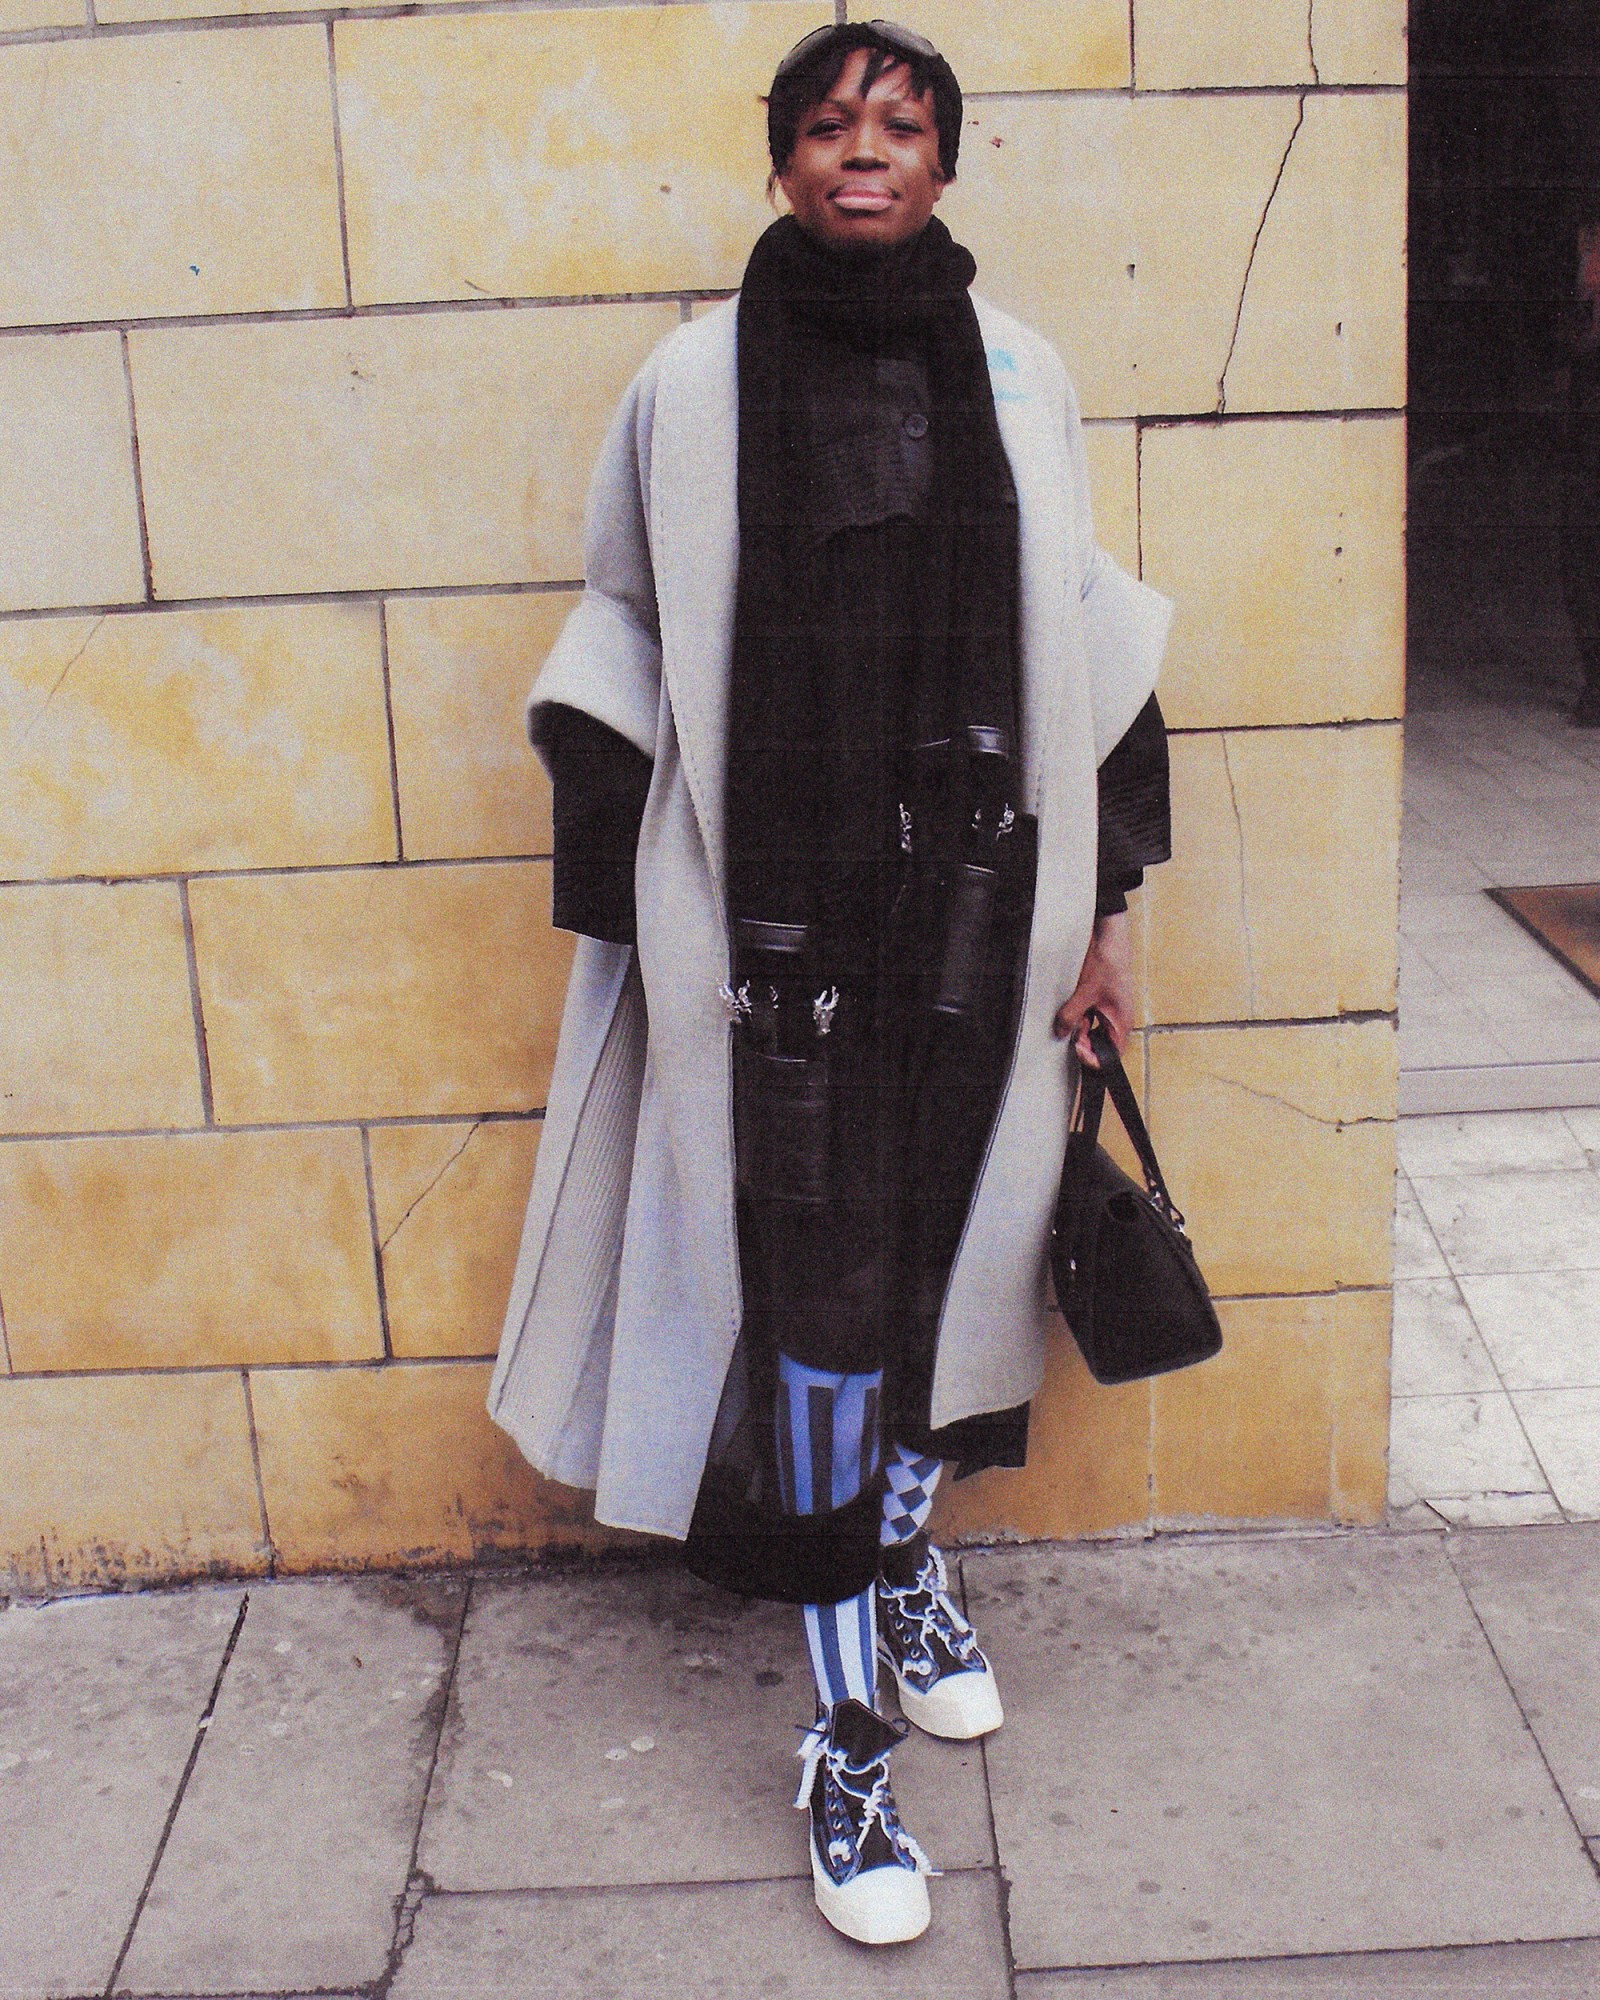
top-left (1051, 1015), bottom-right (1222, 1386)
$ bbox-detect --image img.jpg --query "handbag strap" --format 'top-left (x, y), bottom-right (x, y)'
top-left (1078, 1013), bottom-right (1187, 1230)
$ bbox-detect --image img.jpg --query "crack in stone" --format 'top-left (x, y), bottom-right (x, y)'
top-left (1216, 95), bottom-right (1306, 414)
top-left (379, 1122), bottom-right (483, 1252)
top-left (1220, 735), bottom-right (1260, 1016)
top-left (1205, 1072), bottom-right (1385, 1130)
top-left (11, 615), bottom-right (107, 755)
top-left (1307, 0), bottom-right (1321, 85)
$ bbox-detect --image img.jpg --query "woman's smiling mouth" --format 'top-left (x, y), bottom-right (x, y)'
top-left (831, 186), bottom-right (897, 212)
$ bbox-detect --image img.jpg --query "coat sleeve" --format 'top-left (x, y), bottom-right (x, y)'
top-left (1056, 361), bottom-right (1175, 768)
top-left (527, 354), bottom-right (666, 763)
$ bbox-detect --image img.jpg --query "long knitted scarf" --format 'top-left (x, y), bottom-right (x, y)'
top-left (725, 216), bottom-right (1021, 988)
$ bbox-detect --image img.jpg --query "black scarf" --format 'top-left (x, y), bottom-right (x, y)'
top-left (725, 216), bottom-right (1021, 986)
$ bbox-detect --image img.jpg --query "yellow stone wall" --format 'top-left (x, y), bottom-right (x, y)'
top-left (0, 0), bottom-right (1406, 1590)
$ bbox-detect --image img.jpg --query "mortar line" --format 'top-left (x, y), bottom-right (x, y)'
top-left (0, 1105), bottom-right (547, 1144)
top-left (1126, 0), bottom-right (1135, 91)
top-left (1016, 1932), bottom-right (1600, 1979)
top-left (325, 22), bottom-right (355, 311)
top-left (376, 600), bottom-right (407, 861)
top-left (118, 331), bottom-right (155, 603)
top-left (104, 1592), bottom-right (250, 1996)
top-left (373, 1576), bottom-right (473, 1998)
top-left (0, 578), bottom-right (584, 622)
top-left (1443, 1543), bottom-right (1600, 1879)
top-left (5, 1354), bottom-right (501, 1383)
top-left (361, 1127), bottom-right (396, 1360)
top-left (1133, 418), bottom-right (1144, 578)
top-left (419, 1863), bottom-right (1005, 1904)
top-left (239, 1370), bottom-right (277, 1574)
top-left (0, 850), bottom-right (552, 888)
top-left (177, 879), bottom-right (216, 1125)
top-left (0, 291), bottom-right (710, 340)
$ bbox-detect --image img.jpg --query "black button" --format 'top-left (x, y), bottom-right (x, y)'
top-left (903, 411), bottom-right (929, 439)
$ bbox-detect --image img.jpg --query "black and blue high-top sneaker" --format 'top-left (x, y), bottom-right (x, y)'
top-left (877, 1532), bottom-right (1004, 1740)
top-left (794, 1696), bottom-right (933, 1944)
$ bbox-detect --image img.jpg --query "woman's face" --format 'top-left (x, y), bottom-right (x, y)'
top-left (777, 47), bottom-right (947, 253)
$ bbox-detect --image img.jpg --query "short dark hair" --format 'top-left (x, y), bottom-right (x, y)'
top-left (765, 24), bottom-right (963, 187)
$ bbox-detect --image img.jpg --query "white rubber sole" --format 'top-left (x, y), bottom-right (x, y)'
top-left (810, 1846), bottom-right (931, 1946)
top-left (889, 1663), bottom-right (1005, 1741)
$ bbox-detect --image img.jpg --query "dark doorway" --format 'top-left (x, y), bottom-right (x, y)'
top-left (1401, 0), bottom-right (1600, 1113)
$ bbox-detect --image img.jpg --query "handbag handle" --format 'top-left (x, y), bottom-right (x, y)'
top-left (1074, 1012), bottom-right (1187, 1231)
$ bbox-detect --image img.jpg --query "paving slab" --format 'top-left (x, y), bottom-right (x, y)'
top-left (418, 1567), bottom-right (992, 1892)
top-left (964, 1535), bottom-right (1600, 1970)
top-left (116, 1575), bottom-right (464, 1996)
top-left (0, 1585), bottom-right (243, 2000)
top-left (391, 1869), bottom-right (1012, 2000)
top-left (1018, 1937), bottom-right (1600, 1995)
top-left (1450, 1523), bottom-right (1600, 1836)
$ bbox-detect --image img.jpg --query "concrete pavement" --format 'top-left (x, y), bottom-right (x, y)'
top-left (5, 1520), bottom-right (1600, 1998)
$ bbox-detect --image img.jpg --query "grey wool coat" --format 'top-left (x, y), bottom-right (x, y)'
top-left (488, 294), bottom-right (1172, 1542)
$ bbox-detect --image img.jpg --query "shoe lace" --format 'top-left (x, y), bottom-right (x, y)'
top-left (794, 1717), bottom-right (935, 1878)
top-left (879, 1544), bottom-right (987, 1686)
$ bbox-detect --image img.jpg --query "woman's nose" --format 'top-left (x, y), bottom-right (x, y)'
top-left (842, 146), bottom-right (888, 170)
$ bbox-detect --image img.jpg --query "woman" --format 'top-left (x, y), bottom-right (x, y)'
top-left (490, 21), bottom-right (1171, 1946)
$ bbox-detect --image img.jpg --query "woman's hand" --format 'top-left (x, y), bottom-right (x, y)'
top-left (1053, 910), bottom-right (1134, 1066)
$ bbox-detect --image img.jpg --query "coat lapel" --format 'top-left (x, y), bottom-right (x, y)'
top-left (647, 302), bottom-right (741, 922)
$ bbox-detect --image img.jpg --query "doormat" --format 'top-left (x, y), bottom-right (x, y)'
top-left (1489, 883), bottom-right (1600, 1001)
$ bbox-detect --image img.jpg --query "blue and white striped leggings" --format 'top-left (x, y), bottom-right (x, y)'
top-left (775, 1352), bottom-right (941, 1709)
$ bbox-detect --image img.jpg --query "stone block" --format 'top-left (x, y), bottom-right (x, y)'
top-left (1222, 95), bottom-right (1407, 415)
top-left (0, 603), bottom-right (394, 879)
top-left (367, 1118), bottom-right (541, 1358)
top-left (1410, 1168), bottom-right (1600, 1277)
top-left (938, 1321), bottom-right (1152, 1541)
top-left (385, 591), bottom-right (567, 861)
top-left (0, 30), bottom-right (343, 328)
top-left (848, 0), bottom-right (1129, 90)
top-left (967, 1536), bottom-right (1600, 1968)
top-left (419, 1567), bottom-right (994, 1891)
top-left (1146, 1020), bottom-right (1397, 1296)
top-left (128, 302), bottom-right (677, 600)
top-left (117, 1576), bottom-right (463, 1996)
top-left (0, 0), bottom-right (78, 28)
top-left (393, 1869), bottom-right (1011, 2000)
top-left (1082, 421), bottom-right (1140, 578)
top-left (188, 861), bottom-right (572, 1124)
top-left (248, 1359), bottom-right (616, 1571)
top-left (950, 97), bottom-right (1319, 421)
top-left (337, 3), bottom-right (831, 305)
top-left (1144, 723), bottom-right (1401, 1024)
top-left (0, 1588), bottom-right (246, 1998)
top-left (1141, 415), bottom-right (1405, 728)
top-left (0, 881), bottom-right (202, 1135)
top-left (1135, 0), bottom-right (1407, 87)
top-left (0, 333), bottom-right (143, 613)
top-left (0, 1372), bottom-right (265, 1592)
top-left (0, 1129), bottom-right (383, 1373)
top-left (1451, 1523), bottom-right (1600, 1838)
top-left (1152, 1291), bottom-right (1391, 1526)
